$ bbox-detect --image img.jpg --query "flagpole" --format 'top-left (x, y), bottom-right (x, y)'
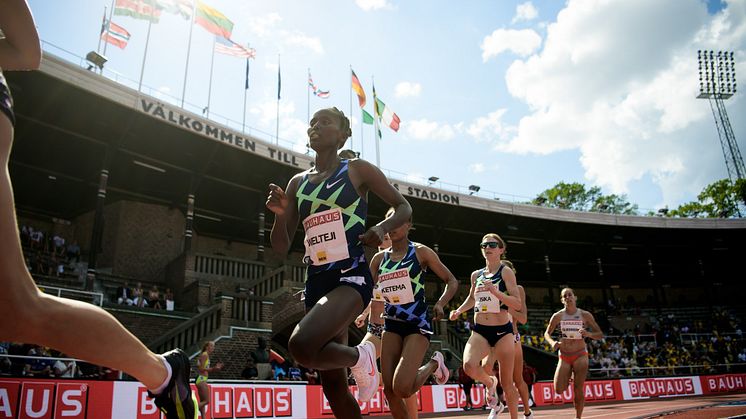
top-left (372, 76), bottom-right (381, 167)
top-left (206, 37), bottom-right (216, 118)
top-left (96, 6), bottom-right (106, 55)
top-left (242, 56), bottom-right (249, 133)
top-left (349, 65), bottom-right (353, 151)
top-left (276, 54), bottom-right (281, 146)
top-left (102, 0), bottom-right (115, 58)
top-left (137, 18), bottom-right (154, 92)
top-left (180, 0), bottom-right (197, 108)
top-left (307, 67), bottom-right (311, 154)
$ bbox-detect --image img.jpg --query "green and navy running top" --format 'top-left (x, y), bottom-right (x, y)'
top-left (296, 159), bottom-right (367, 276)
top-left (378, 241), bottom-right (432, 333)
top-left (0, 71), bottom-right (15, 126)
top-left (474, 265), bottom-right (509, 312)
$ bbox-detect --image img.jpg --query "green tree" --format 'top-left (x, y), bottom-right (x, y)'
top-left (532, 181), bottom-right (638, 214)
top-left (669, 178), bottom-right (745, 218)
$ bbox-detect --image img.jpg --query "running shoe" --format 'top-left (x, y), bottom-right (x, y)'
top-left (485, 376), bottom-right (500, 409)
top-left (487, 401), bottom-right (505, 419)
top-left (148, 349), bottom-right (197, 419)
top-left (431, 351), bottom-right (449, 385)
top-left (524, 410), bottom-right (534, 419)
top-left (350, 341), bottom-right (379, 402)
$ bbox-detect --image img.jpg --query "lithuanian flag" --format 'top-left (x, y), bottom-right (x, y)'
top-left (195, 0), bottom-right (233, 39)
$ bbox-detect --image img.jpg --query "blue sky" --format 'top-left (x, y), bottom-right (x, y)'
top-left (28, 0), bottom-right (745, 213)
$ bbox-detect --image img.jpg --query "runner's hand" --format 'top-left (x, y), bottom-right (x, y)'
top-left (355, 313), bottom-right (367, 328)
top-left (266, 183), bottom-right (289, 215)
top-left (432, 303), bottom-right (445, 321)
top-left (449, 309), bottom-right (460, 321)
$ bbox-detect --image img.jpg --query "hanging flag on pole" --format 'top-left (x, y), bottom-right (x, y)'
top-left (362, 109), bottom-right (374, 125)
top-left (375, 96), bottom-right (401, 132)
top-left (277, 63), bottom-right (282, 100)
top-left (351, 69), bottom-right (366, 108)
top-left (308, 72), bottom-right (330, 99)
top-left (114, 0), bottom-right (161, 23)
top-left (195, 0), bottom-right (233, 39)
top-left (155, 0), bottom-right (192, 19)
top-left (214, 36), bottom-right (256, 58)
top-left (101, 19), bottom-right (131, 49)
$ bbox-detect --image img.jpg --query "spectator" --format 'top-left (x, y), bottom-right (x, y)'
top-left (116, 281), bottom-right (133, 306)
top-left (53, 356), bottom-right (79, 378)
top-left (164, 288), bottom-right (175, 311)
top-left (52, 234), bottom-right (65, 256)
top-left (24, 345), bottom-right (52, 377)
top-left (132, 282), bottom-right (146, 308)
top-left (148, 285), bottom-right (162, 309)
top-left (251, 338), bottom-right (272, 380)
top-left (241, 358), bottom-right (258, 380)
top-left (522, 361), bottom-right (537, 407)
top-left (301, 365), bottom-right (319, 384)
top-left (29, 228), bottom-right (43, 251)
top-left (66, 241), bottom-right (80, 263)
top-left (0, 342), bottom-right (11, 374)
top-left (271, 359), bottom-right (286, 381)
top-left (288, 361), bottom-right (302, 381)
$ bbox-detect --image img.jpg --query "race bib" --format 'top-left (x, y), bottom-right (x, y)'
top-left (560, 320), bottom-right (584, 339)
top-left (474, 285), bottom-right (501, 313)
top-left (378, 268), bottom-right (415, 305)
top-left (302, 208), bottom-right (349, 265)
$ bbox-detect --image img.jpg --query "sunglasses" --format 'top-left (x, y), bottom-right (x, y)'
top-left (480, 242), bottom-right (500, 249)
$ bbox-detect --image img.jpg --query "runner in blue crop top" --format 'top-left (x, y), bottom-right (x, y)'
top-left (266, 107), bottom-right (411, 413)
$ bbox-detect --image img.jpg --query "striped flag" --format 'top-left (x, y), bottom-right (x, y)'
top-left (308, 72), bottom-right (330, 99)
top-left (155, 0), bottom-right (192, 19)
top-left (114, 0), bottom-right (161, 23)
top-left (351, 69), bottom-right (366, 108)
top-left (214, 37), bottom-right (256, 58)
top-left (101, 19), bottom-right (131, 49)
top-left (375, 96), bottom-right (401, 132)
top-left (196, 0), bottom-right (233, 39)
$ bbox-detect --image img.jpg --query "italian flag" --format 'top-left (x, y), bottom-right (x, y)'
top-left (375, 97), bottom-right (401, 132)
top-left (114, 0), bottom-right (161, 23)
top-left (195, 0), bottom-right (234, 39)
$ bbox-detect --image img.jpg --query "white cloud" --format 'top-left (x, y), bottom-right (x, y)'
top-left (394, 82), bottom-right (422, 98)
top-left (356, 0), bottom-right (393, 11)
top-left (404, 119), bottom-right (460, 141)
top-left (244, 13), bottom-right (282, 38)
top-left (481, 28), bottom-right (542, 61)
top-left (466, 109), bottom-right (516, 144)
top-left (242, 12), bottom-right (324, 54)
top-left (512, 2), bottom-right (539, 24)
top-left (501, 0), bottom-right (746, 203)
top-left (469, 163), bottom-right (486, 174)
top-left (284, 32), bottom-right (324, 54)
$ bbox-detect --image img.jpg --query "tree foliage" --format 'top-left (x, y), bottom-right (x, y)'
top-left (532, 181), bottom-right (638, 215)
top-left (669, 178), bottom-right (746, 218)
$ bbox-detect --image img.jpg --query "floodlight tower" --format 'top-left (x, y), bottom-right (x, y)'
top-left (697, 50), bottom-right (744, 181)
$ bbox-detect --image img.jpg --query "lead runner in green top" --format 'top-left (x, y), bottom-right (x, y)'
top-left (266, 107), bottom-right (411, 419)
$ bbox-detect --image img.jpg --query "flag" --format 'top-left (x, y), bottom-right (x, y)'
top-left (308, 72), bottom-right (330, 99)
top-left (114, 0), bottom-right (161, 23)
top-left (195, 0), bottom-right (233, 39)
top-left (375, 97), bottom-right (401, 132)
top-left (245, 58), bottom-right (250, 90)
top-left (362, 109), bottom-right (374, 125)
top-left (214, 36), bottom-right (256, 58)
top-left (155, 0), bottom-right (192, 19)
top-left (277, 64), bottom-right (281, 100)
top-left (351, 69), bottom-right (366, 108)
top-left (101, 19), bottom-right (131, 49)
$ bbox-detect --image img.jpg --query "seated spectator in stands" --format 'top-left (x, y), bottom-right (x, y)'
top-left (251, 338), bottom-right (272, 380)
top-left (116, 281), bottom-right (133, 306)
top-left (164, 288), bottom-right (175, 311)
top-left (20, 225), bottom-right (30, 247)
top-left (66, 241), bottom-right (81, 263)
top-left (132, 282), bottom-right (146, 308)
top-left (241, 358), bottom-right (258, 380)
top-left (288, 360), bottom-right (302, 381)
top-left (271, 359), bottom-right (286, 381)
top-left (148, 285), bottom-right (162, 310)
top-left (24, 345), bottom-right (52, 377)
top-left (301, 365), bottom-right (319, 384)
top-left (52, 234), bottom-right (65, 257)
top-left (0, 343), bottom-right (11, 374)
top-left (30, 228), bottom-right (43, 251)
top-left (53, 355), bottom-right (79, 378)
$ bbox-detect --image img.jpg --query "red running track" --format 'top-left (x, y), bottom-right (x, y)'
top-left (421, 393), bottom-right (746, 419)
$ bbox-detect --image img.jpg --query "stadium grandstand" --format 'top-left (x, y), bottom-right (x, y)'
top-left (3, 49), bottom-right (746, 418)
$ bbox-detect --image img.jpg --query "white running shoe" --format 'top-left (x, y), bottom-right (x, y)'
top-left (431, 351), bottom-right (449, 385)
top-left (487, 401), bottom-right (505, 419)
top-left (350, 341), bottom-right (379, 402)
top-left (524, 410), bottom-right (534, 419)
top-left (485, 376), bottom-right (500, 409)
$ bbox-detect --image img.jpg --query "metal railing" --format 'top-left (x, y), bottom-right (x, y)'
top-left (194, 253), bottom-right (266, 280)
top-left (37, 285), bottom-right (104, 307)
top-left (589, 362), bottom-right (746, 378)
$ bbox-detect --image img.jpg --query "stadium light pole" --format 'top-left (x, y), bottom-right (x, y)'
top-left (697, 50), bottom-right (744, 181)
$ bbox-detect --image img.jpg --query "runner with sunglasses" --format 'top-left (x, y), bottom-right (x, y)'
top-left (449, 234), bottom-right (521, 418)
